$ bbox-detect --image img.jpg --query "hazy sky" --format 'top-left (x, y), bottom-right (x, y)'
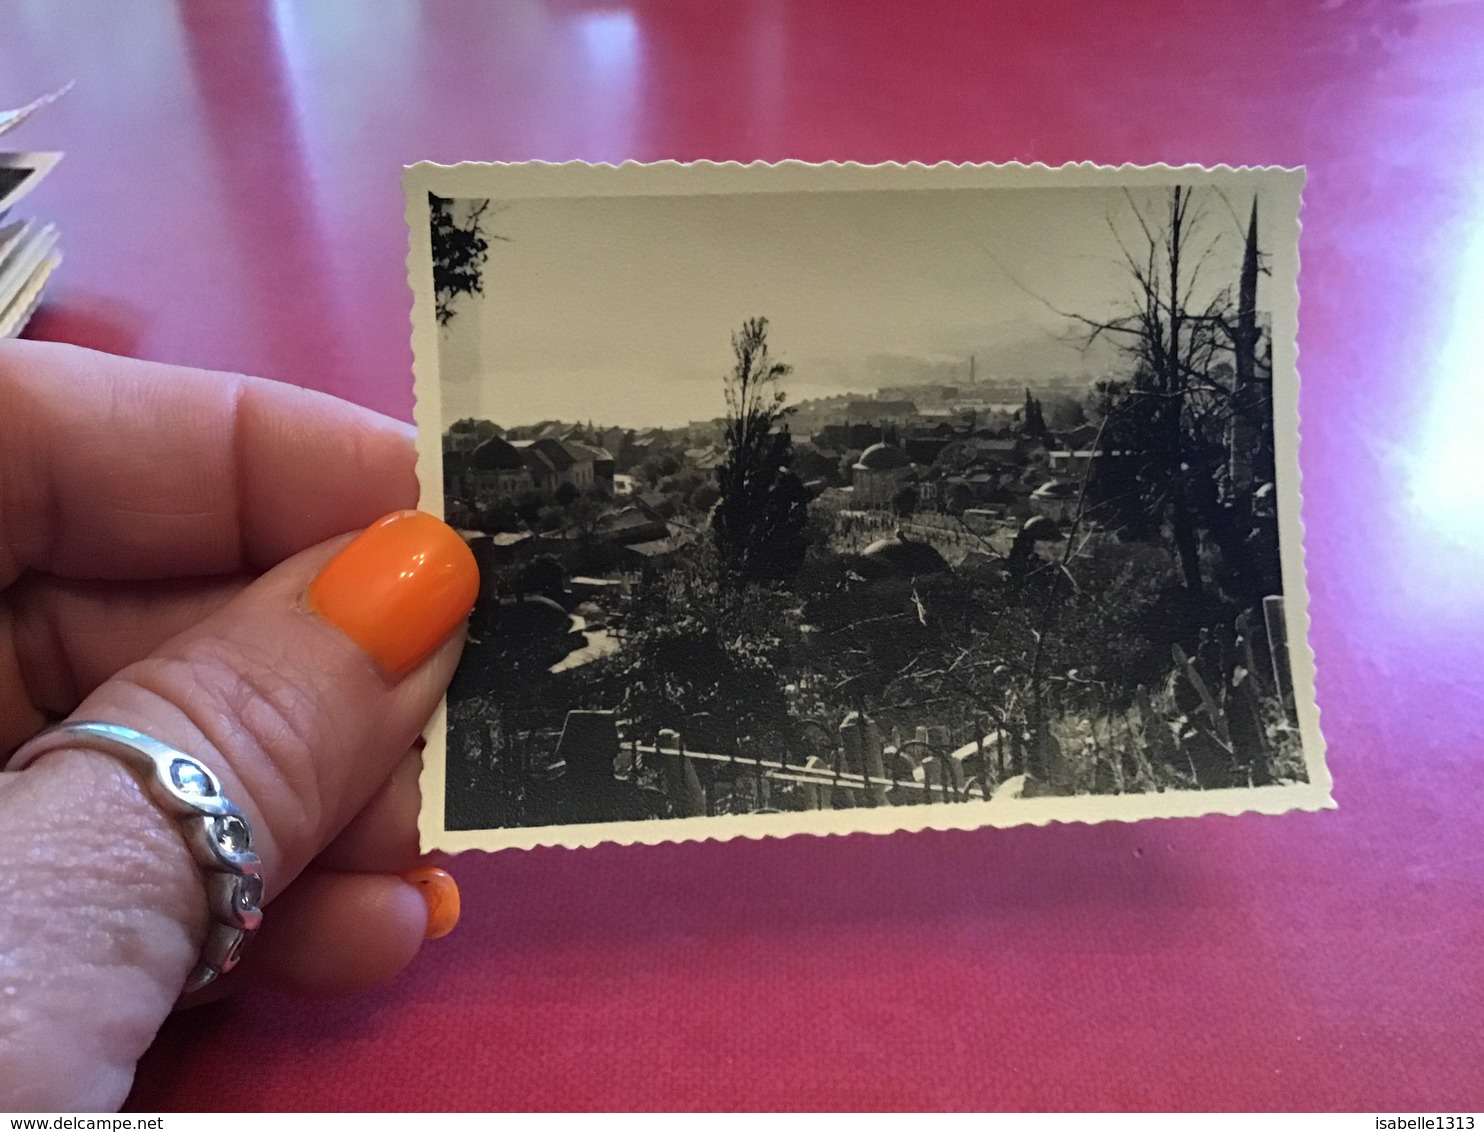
top-left (436, 183), bottom-right (1262, 428)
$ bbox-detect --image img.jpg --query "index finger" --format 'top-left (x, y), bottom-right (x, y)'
top-left (0, 341), bottom-right (419, 584)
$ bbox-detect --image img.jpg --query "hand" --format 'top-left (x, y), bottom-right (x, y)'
top-left (0, 342), bottom-right (478, 1111)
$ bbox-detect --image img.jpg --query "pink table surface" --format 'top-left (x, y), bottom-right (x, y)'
top-left (3, 0), bottom-right (1483, 1112)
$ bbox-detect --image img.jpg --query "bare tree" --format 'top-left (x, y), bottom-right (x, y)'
top-left (1075, 186), bottom-right (1272, 597)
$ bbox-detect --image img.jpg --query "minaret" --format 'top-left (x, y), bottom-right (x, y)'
top-left (1229, 197), bottom-right (1261, 492)
top-left (1235, 198), bottom-right (1259, 393)
top-left (969, 354), bottom-right (976, 386)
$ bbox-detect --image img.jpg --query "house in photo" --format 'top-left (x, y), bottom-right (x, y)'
top-left (846, 399), bottom-right (918, 423)
top-left (790, 442), bottom-right (840, 485)
top-left (513, 437), bottom-right (595, 492)
top-left (963, 434), bottom-right (1021, 465)
top-left (904, 435), bottom-right (952, 466)
top-left (599, 426), bottom-right (630, 460)
top-left (1047, 447), bottom-right (1129, 479)
top-left (468, 435), bottom-right (534, 502)
top-left (683, 443), bottom-right (727, 472)
top-left (814, 422), bottom-right (886, 451)
top-left (627, 428), bottom-right (674, 460)
top-left (568, 442), bottom-right (616, 492)
top-left (445, 418), bottom-right (503, 455)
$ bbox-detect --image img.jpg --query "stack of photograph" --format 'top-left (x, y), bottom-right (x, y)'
top-left (0, 90), bottom-right (65, 338)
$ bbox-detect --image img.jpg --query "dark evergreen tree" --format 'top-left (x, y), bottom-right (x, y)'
top-left (712, 317), bottom-right (810, 583)
top-left (891, 484), bottom-right (918, 517)
top-left (516, 555), bottom-right (567, 602)
top-left (1021, 389), bottom-right (1048, 439)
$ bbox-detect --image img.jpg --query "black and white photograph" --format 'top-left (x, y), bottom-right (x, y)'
top-left (0, 150), bottom-right (59, 214)
top-left (405, 161), bottom-right (1330, 853)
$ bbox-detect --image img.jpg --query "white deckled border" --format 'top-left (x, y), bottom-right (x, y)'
top-left (404, 159), bottom-right (1328, 855)
top-left (0, 151), bottom-right (62, 213)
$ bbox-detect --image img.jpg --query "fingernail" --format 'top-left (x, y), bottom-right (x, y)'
top-left (307, 511), bottom-right (478, 678)
top-left (403, 866), bottom-right (460, 940)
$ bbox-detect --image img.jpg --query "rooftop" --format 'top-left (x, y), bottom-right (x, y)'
top-left (469, 435), bottom-right (526, 471)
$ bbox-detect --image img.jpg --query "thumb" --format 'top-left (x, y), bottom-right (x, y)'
top-left (0, 511), bottom-right (478, 1111)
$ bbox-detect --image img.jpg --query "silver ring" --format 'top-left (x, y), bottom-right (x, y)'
top-left (6, 721), bottom-right (263, 994)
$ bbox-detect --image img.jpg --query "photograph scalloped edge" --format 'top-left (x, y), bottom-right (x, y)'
top-left (403, 158), bottom-right (1328, 856)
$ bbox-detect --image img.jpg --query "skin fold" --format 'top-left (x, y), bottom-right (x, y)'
top-left (0, 341), bottom-right (468, 1111)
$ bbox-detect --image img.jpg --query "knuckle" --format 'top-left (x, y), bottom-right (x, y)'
top-left (111, 638), bottom-right (331, 864)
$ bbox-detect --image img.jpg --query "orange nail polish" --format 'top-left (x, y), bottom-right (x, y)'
top-left (403, 866), bottom-right (460, 940)
top-left (307, 511), bottom-right (478, 678)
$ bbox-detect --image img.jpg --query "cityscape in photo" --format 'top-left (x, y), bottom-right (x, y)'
top-left (430, 182), bottom-right (1305, 833)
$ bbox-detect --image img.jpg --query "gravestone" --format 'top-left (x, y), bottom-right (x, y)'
top-left (554, 710), bottom-right (627, 825)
